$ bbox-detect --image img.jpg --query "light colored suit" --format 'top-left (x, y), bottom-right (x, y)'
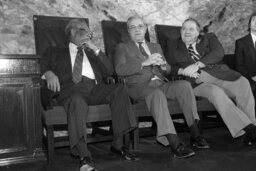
top-left (167, 33), bottom-right (255, 138)
top-left (114, 40), bottom-right (199, 145)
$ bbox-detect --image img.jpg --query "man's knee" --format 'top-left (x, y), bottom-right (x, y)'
top-left (147, 89), bottom-right (166, 99)
top-left (69, 94), bottom-right (87, 107)
top-left (205, 85), bottom-right (227, 99)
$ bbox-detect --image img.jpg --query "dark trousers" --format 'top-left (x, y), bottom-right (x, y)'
top-left (57, 77), bottom-right (137, 157)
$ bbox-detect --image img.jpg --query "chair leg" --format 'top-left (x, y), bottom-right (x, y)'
top-left (131, 117), bottom-right (139, 150)
top-left (46, 125), bottom-right (55, 164)
top-left (198, 111), bottom-right (203, 135)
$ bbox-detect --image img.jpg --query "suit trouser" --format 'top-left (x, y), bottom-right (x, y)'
top-left (57, 77), bottom-right (137, 157)
top-left (194, 71), bottom-right (255, 138)
top-left (130, 79), bottom-right (199, 146)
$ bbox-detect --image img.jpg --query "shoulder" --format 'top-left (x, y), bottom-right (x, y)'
top-left (236, 34), bottom-right (250, 43)
top-left (116, 40), bottom-right (130, 49)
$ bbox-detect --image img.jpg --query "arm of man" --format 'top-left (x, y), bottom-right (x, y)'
top-left (41, 47), bottom-right (60, 92)
top-left (235, 39), bottom-right (254, 81)
top-left (86, 40), bottom-right (114, 76)
top-left (114, 43), bottom-right (144, 76)
top-left (198, 33), bottom-right (225, 65)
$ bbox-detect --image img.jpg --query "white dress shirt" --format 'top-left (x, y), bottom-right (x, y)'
top-left (69, 43), bottom-right (95, 79)
top-left (251, 33), bottom-right (256, 48)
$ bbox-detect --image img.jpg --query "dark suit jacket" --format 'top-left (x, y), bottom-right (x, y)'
top-left (235, 34), bottom-right (256, 83)
top-left (114, 40), bottom-right (170, 99)
top-left (166, 33), bottom-right (241, 86)
top-left (40, 46), bottom-right (114, 107)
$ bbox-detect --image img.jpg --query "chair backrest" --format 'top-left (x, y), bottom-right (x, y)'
top-left (101, 20), bottom-right (150, 62)
top-left (155, 24), bottom-right (236, 70)
top-left (33, 15), bottom-right (89, 57)
top-left (155, 24), bottom-right (181, 58)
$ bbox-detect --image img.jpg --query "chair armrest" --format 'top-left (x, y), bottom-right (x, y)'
top-left (168, 75), bottom-right (185, 81)
top-left (105, 76), bottom-right (115, 84)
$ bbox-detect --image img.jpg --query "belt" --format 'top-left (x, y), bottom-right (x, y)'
top-left (81, 76), bottom-right (97, 84)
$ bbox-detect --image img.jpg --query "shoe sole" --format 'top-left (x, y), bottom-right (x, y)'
top-left (173, 151), bottom-right (195, 159)
top-left (191, 144), bottom-right (210, 149)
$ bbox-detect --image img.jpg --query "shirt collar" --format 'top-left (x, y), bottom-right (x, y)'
top-left (185, 42), bottom-right (197, 49)
top-left (69, 42), bottom-right (78, 53)
top-left (135, 39), bottom-right (146, 46)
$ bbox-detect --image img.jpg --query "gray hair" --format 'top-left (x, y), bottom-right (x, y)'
top-left (182, 18), bottom-right (201, 32)
top-left (65, 18), bottom-right (88, 39)
top-left (126, 15), bottom-right (146, 29)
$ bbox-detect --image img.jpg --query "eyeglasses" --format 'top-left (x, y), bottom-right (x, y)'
top-left (128, 24), bottom-right (145, 31)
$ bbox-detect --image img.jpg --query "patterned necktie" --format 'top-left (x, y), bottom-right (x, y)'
top-left (188, 44), bottom-right (201, 62)
top-left (72, 47), bottom-right (84, 84)
top-left (138, 42), bottom-right (149, 58)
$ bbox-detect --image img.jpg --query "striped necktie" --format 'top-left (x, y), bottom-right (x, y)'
top-left (72, 47), bottom-right (84, 84)
top-left (138, 42), bottom-right (149, 58)
top-left (188, 44), bottom-right (201, 62)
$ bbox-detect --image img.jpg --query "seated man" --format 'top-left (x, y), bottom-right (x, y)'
top-left (166, 18), bottom-right (256, 146)
top-left (235, 12), bottom-right (256, 99)
top-left (41, 19), bottom-right (138, 171)
top-left (114, 15), bottom-right (209, 159)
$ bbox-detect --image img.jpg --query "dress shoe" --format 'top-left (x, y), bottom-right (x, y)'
top-left (110, 146), bottom-right (139, 161)
top-left (190, 137), bottom-right (210, 149)
top-left (80, 156), bottom-right (97, 171)
top-left (243, 124), bottom-right (256, 146)
top-left (172, 143), bottom-right (195, 159)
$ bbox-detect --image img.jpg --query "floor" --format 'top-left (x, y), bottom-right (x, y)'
top-left (1, 122), bottom-right (256, 171)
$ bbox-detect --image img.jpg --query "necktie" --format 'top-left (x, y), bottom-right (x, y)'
top-left (138, 42), bottom-right (149, 58)
top-left (188, 44), bottom-right (201, 62)
top-left (72, 47), bottom-right (84, 84)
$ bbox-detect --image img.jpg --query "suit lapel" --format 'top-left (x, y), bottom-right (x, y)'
top-left (178, 39), bottom-right (190, 58)
top-left (63, 47), bottom-right (72, 74)
top-left (244, 34), bottom-right (256, 57)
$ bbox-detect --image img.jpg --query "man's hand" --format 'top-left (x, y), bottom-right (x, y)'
top-left (252, 76), bottom-right (256, 82)
top-left (79, 40), bottom-right (99, 54)
top-left (178, 68), bottom-right (200, 78)
top-left (183, 64), bottom-right (199, 77)
top-left (142, 53), bottom-right (165, 67)
top-left (44, 71), bottom-right (60, 92)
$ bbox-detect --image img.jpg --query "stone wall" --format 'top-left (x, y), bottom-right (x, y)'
top-left (0, 0), bottom-right (255, 54)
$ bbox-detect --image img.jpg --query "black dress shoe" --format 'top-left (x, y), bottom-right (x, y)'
top-left (110, 146), bottom-right (139, 161)
top-left (243, 125), bottom-right (256, 146)
top-left (190, 137), bottom-right (210, 149)
top-left (80, 156), bottom-right (97, 171)
top-left (172, 143), bottom-right (195, 159)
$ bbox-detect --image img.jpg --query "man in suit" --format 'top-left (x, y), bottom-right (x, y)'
top-left (114, 15), bottom-right (209, 159)
top-left (41, 19), bottom-right (138, 171)
top-left (166, 18), bottom-right (256, 145)
top-left (235, 12), bottom-right (256, 99)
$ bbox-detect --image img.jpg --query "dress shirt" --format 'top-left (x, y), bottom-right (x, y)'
top-left (69, 43), bottom-right (95, 79)
top-left (251, 33), bottom-right (256, 48)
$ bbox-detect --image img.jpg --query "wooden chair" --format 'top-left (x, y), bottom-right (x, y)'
top-left (33, 15), bottom-right (114, 163)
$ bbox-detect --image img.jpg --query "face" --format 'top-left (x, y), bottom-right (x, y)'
top-left (70, 21), bottom-right (92, 46)
top-left (127, 18), bottom-right (147, 42)
top-left (250, 16), bottom-right (256, 33)
top-left (181, 20), bottom-right (200, 45)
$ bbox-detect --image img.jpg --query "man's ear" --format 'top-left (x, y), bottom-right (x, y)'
top-left (70, 28), bottom-right (75, 37)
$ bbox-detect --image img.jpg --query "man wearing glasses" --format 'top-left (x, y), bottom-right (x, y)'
top-left (114, 15), bottom-right (209, 159)
top-left (41, 19), bottom-right (138, 171)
